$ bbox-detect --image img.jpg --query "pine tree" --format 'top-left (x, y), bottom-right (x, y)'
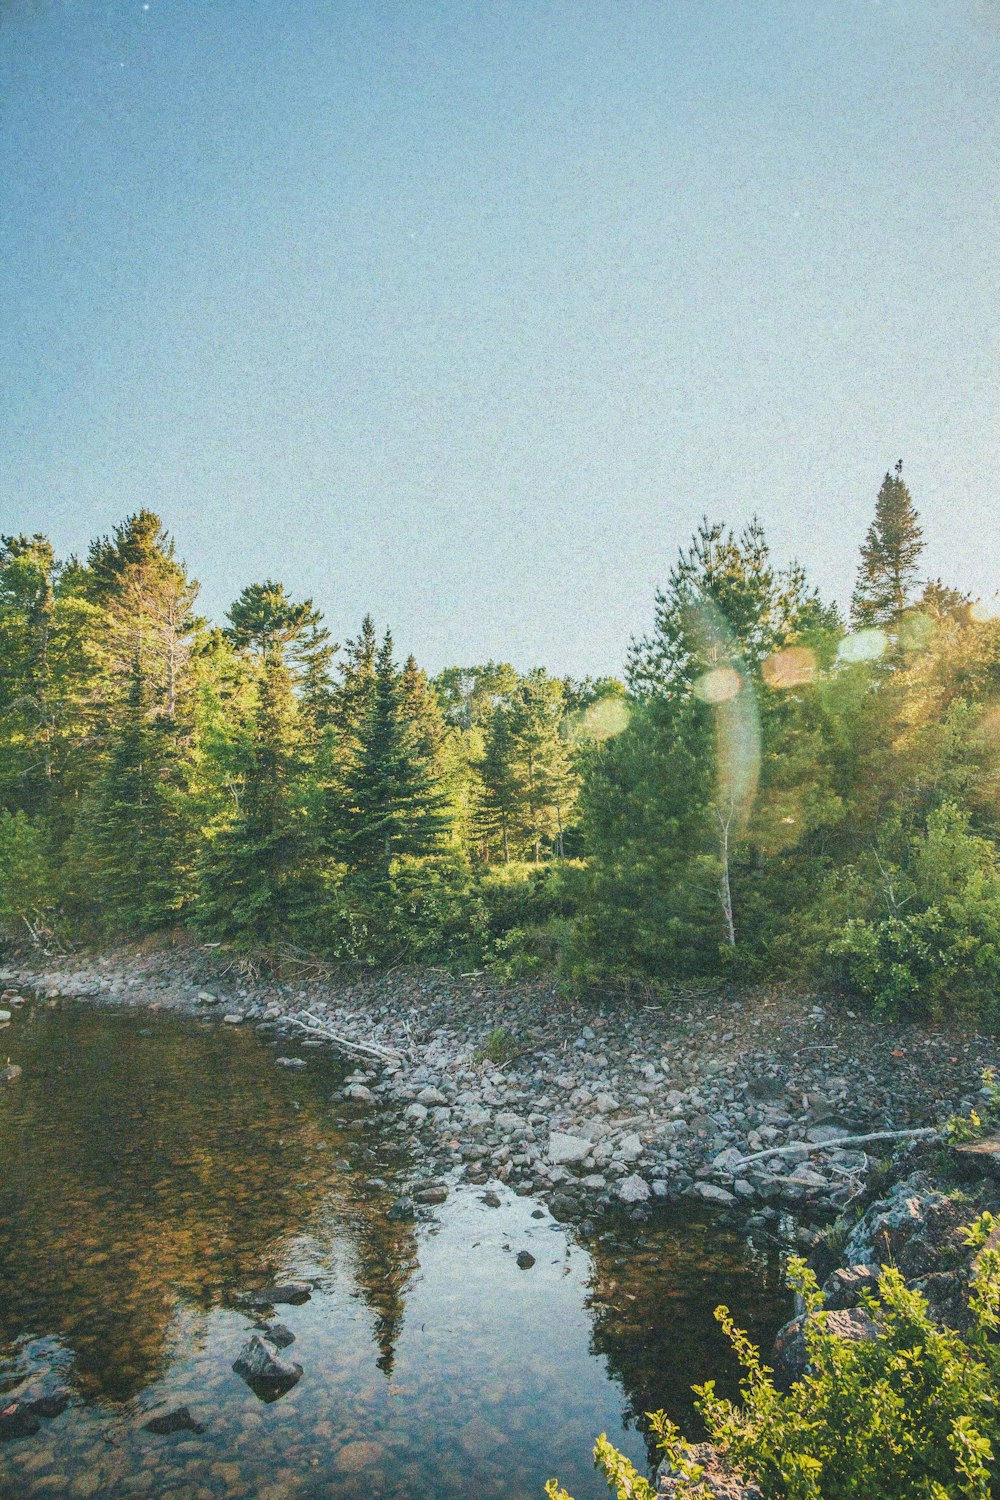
top-left (344, 633), bottom-right (449, 874)
top-left (78, 653), bottom-right (193, 930)
top-left (198, 655), bottom-right (319, 937)
top-left (851, 462), bottom-right (925, 629)
top-left (476, 702), bottom-right (519, 863)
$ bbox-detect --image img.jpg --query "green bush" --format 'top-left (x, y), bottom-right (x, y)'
top-left (548, 1238), bottom-right (1000, 1500)
top-left (832, 804), bottom-right (1000, 1023)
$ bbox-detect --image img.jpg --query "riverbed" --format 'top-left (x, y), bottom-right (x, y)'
top-left (0, 1000), bottom-right (788, 1499)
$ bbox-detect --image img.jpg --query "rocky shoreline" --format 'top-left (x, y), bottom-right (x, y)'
top-left (2, 945), bottom-right (997, 1236)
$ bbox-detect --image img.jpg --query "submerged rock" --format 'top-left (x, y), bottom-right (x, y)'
top-left (0, 1407), bottom-right (41, 1442)
top-left (260, 1322), bottom-right (296, 1348)
top-left (515, 1250), bottom-right (536, 1269)
top-left (143, 1405), bottom-right (205, 1435)
top-left (250, 1280), bottom-right (311, 1307)
top-left (232, 1336), bottom-right (303, 1400)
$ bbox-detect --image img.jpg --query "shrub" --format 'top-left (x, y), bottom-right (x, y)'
top-left (831, 804), bottom-right (1000, 1023)
top-left (548, 1240), bottom-right (1000, 1500)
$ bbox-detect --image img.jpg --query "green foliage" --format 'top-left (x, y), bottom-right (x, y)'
top-left (851, 461), bottom-right (924, 629)
top-left (832, 805), bottom-right (1000, 1023)
top-left (551, 1248), bottom-right (1000, 1500)
top-left (472, 1027), bottom-right (518, 1066)
top-left (0, 810), bottom-right (57, 935)
top-left (4, 481), bottom-right (1000, 1002)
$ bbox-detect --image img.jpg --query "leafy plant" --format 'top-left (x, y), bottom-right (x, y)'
top-left (548, 1245), bottom-right (1000, 1500)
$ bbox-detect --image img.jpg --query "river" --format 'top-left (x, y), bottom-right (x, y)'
top-left (0, 1000), bottom-right (789, 1499)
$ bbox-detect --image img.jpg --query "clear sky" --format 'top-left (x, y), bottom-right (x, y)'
top-left (1, 1), bottom-right (998, 677)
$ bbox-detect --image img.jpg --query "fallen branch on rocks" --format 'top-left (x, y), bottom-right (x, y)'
top-left (734, 1126), bottom-right (939, 1170)
top-left (286, 1012), bottom-right (406, 1064)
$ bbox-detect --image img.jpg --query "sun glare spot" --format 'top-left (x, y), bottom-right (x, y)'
top-left (762, 646), bottom-right (817, 689)
top-left (837, 628), bottom-right (887, 664)
top-left (694, 666), bottom-right (743, 704)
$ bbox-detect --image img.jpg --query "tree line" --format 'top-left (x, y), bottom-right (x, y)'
top-left (3, 466), bottom-right (999, 1021)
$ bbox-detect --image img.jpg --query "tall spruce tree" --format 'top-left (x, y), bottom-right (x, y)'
top-left (344, 633), bottom-right (449, 874)
top-left (197, 653), bottom-right (319, 937)
top-left (851, 462), bottom-right (925, 629)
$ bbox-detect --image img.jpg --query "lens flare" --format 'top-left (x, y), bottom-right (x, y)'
top-left (837, 628), bottom-right (887, 664)
top-left (762, 646), bottom-right (817, 689)
top-left (693, 666), bottom-right (742, 704)
top-left (572, 696), bottom-right (631, 742)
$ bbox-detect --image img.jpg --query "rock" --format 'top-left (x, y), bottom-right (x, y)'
top-left (222, 1013), bottom-right (243, 1025)
top-left (334, 1439), bottom-right (384, 1472)
top-left (260, 1323), bottom-right (295, 1348)
top-left (0, 1010), bottom-right (11, 1024)
top-left (693, 1182), bottom-right (737, 1206)
top-left (22, 1392), bottom-right (69, 1419)
top-left (787, 1165), bottom-right (829, 1189)
top-left (345, 1084), bottom-right (374, 1103)
top-left (617, 1173), bottom-right (651, 1203)
top-left (496, 1111), bottom-right (526, 1133)
top-left (416, 1085), bottom-right (447, 1106)
top-left (806, 1123), bottom-right (848, 1144)
top-left (404, 1102), bottom-right (428, 1124)
top-left (387, 1196), bottom-right (415, 1222)
top-left (481, 1190), bottom-right (502, 1208)
top-left (275, 1056), bottom-right (306, 1069)
top-left (657, 1442), bottom-right (761, 1498)
top-left (772, 1307), bottom-right (878, 1384)
top-left (547, 1131), bottom-right (592, 1166)
top-left (594, 1092), bottom-right (619, 1114)
top-left (952, 1134), bottom-right (1000, 1182)
top-left (1, 1064), bottom-right (22, 1084)
top-left (250, 1280), bottom-right (311, 1307)
top-left (0, 1407), bottom-right (41, 1442)
top-left (196, 991), bottom-right (218, 1004)
top-left (515, 1250), bottom-right (536, 1269)
top-left (415, 1184), bottom-right (448, 1204)
top-left (822, 1264), bottom-right (879, 1311)
top-left (143, 1405), bottom-right (205, 1435)
top-left (232, 1336), bottom-right (303, 1400)
top-left (617, 1132), bottom-right (644, 1162)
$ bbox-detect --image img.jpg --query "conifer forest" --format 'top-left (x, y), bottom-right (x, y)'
top-left (4, 465), bottom-right (999, 1027)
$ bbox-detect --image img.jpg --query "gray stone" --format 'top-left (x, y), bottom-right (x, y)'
top-left (693, 1182), bottom-right (737, 1206)
top-left (275, 1056), bottom-right (306, 1069)
top-left (417, 1085), bottom-right (448, 1106)
top-left (617, 1132), bottom-right (644, 1162)
top-left (617, 1173), bottom-right (651, 1203)
top-left (1, 1064), bottom-right (22, 1084)
top-left (547, 1131), bottom-right (592, 1165)
top-left (232, 1336), bottom-right (303, 1399)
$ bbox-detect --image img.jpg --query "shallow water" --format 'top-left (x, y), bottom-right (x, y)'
top-left (0, 1001), bottom-right (789, 1499)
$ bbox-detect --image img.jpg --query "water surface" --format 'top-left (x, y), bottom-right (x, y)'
top-left (0, 1001), bottom-right (788, 1498)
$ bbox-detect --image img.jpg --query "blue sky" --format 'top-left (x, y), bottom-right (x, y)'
top-left (2, 0), bottom-right (998, 675)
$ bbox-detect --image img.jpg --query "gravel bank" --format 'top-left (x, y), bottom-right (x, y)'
top-left (3, 946), bottom-right (997, 1230)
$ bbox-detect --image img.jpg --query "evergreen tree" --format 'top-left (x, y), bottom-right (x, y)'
top-left (851, 462), bottom-right (925, 628)
top-left (628, 517), bottom-right (829, 697)
top-left (344, 633), bottom-right (449, 874)
top-left (198, 655), bottom-right (319, 938)
top-left (475, 702), bottom-right (519, 863)
top-left (76, 653), bottom-right (193, 930)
